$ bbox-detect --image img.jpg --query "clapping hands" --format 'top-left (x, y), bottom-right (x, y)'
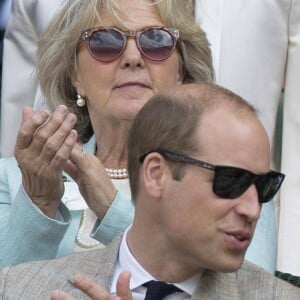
top-left (15, 105), bottom-right (77, 218)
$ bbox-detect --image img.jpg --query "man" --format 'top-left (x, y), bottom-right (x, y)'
top-left (195, 0), bottom-right (300, 274)
top-left (0, 83), bottom-right (298, 299)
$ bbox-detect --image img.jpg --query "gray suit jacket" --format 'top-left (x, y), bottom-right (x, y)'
top-left (0, 236), bottom-right (299, 300)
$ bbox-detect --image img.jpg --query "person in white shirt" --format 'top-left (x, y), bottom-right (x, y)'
top-left (0, 0), bottom-right (64, 157)
top-left (0, 0), bottom-right (11, 106)
top-left (195, 0), bottom-right (300, 275)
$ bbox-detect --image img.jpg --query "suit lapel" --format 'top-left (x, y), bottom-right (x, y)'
top-left (192, 268), bottom-right (240, 300)
top-left (80, 236), bottom-right (122, 290)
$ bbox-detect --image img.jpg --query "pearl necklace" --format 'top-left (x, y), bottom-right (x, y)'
top-left (105, 168), bottom-right (128, 179)
top-left (94, 144), bottom-right (128, 179)
top-left (75, 209), bottom-right (100, 249)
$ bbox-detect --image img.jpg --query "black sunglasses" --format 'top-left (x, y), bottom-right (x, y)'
top-left (139, 149), bottom-right (285, 204)
top-left (81, 26), bottom-right (179, 62)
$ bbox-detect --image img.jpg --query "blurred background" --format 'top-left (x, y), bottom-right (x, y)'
top-left (0, 0), bottom-right (12, 114)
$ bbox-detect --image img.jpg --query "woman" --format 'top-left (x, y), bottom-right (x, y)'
top-left (0, 0), bottom-right (213, 268)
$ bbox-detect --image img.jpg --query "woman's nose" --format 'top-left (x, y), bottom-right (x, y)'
top-left (119, 38), bottom-right (145, 69)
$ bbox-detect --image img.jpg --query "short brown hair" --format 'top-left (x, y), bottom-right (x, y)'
top-left (127, 83), bottom-right (257, 200)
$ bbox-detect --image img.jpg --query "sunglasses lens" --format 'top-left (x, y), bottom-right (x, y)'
top-left (213, 167), bottom-right (254, 199)
top-left (139, 28), bottom-right (176, 60)
top-left (89, 29), bottom-right (124, 61)
top-left (214, 167), bottom-right (285, 203)
top-left (255, 172), bottom-right (284, 203)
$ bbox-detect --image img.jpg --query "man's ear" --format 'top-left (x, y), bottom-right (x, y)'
top-left (141, 153), bottom-right (167, 199)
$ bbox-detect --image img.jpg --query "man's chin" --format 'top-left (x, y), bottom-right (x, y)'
top-left (213, 256), bottom-right (245, 273)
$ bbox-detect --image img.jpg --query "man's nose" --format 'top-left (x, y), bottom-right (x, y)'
top-left (235, 184), bottom-right (261, 222)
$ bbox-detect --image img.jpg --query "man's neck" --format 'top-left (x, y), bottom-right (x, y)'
top-left (127, 222), bottom-right (205, 283)
top-left (111, 227), bottom-right (200, 297)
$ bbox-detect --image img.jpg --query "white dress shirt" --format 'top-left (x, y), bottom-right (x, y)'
top-left (111, 227), bottom-right (201, 299)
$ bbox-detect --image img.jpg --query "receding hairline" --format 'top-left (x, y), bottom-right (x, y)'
top-left (157, 83), bottom-right (257, 116)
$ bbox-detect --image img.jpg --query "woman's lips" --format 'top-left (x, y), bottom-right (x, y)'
top-left (115, 81), bottom-right (150, 88)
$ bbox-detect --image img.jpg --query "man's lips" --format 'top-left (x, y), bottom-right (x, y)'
top-left (224, 230), bottom-right (252, 251)
top-left (225, 230), bottom-right (251, 242)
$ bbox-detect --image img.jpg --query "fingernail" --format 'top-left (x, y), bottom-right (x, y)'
top-left (69, 130), bottom-right (77, 140)
top-left (66, 113), bottom-right (77, 124)
top-left (41, 110), bottom-right (50, 118)
top-left (57, 105), bottom-right (67, 114)
top-left (73, 274), bottom-right (85, 285)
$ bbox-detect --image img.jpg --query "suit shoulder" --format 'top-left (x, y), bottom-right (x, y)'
top-left (237, 260), bottom-right (300, 297)
top-left (0, 237), bottom-right (121, 299)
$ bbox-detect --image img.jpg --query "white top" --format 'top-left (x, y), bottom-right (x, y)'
top-left (61, 179), bottom-right (131, 252)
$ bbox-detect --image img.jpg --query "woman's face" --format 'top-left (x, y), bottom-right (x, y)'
top-left (73, 0), bottom-right (182, 125)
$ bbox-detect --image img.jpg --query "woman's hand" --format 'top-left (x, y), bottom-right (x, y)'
top-left (15, 105), bottom-right (78, 218)
top-left (64, 144), bottom-right (117, 219)
top-left (50, 272), bottom-right (132, 300)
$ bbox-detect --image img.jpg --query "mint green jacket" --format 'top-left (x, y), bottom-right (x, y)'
top-left (0, 138), bottom-right (134, 269)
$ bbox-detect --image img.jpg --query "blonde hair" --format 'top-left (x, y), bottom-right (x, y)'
top-left (37, 0), bottom-right (214, 142)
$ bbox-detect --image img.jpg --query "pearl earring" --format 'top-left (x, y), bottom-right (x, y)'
top-left (76, 94), bottom-right (86, 107)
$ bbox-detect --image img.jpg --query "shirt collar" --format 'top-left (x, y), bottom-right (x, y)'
top-left (111, 227), bottom-right (201, 295)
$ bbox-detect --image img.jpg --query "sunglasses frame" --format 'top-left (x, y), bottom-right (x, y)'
top-left (81, 26), bottom-right (180, 62)
top-left (139, 149), bottom-right (285, 203)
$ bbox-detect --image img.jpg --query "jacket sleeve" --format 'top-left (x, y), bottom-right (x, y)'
top-left (91, 191), bottom-right (134, 245)
top-left (0, 157), bottom-right (72, 269)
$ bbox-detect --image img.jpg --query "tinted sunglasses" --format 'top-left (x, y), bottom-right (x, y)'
top-left (139, 149), bottom-right (285, 204)
top-left (81, 26), bottom-right (179, 62)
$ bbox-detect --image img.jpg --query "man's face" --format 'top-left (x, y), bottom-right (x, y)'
top-left (161, 106), bottom-right (270, 274)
